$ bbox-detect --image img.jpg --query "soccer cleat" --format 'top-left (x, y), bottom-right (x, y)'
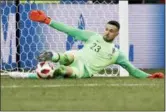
top-left (148, 72), bottom-right (164, 79)
top-left (37, 51), bottom-right (53, 62)
top-left (8, 72), bottom-right (28, 78)
top-left (8, 71), bottom-right (38, 79)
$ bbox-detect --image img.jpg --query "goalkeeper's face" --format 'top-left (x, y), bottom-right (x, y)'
top-left (103, 24), bottom-right (119, 42)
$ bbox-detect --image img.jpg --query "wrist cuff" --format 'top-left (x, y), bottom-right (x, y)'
top-left (45, 17), bottom-right (51, 24)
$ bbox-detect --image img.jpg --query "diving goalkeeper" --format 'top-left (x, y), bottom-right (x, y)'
top-left (10, 10), bottom-right (164, 79)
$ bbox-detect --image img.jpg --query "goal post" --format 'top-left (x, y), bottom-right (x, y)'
top-left (119, 0), bottom-right (129, 77)
top-left (1, 0), bottom-right (129, 77)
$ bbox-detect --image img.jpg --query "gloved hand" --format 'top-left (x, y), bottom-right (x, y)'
top-left (29, 10), bottom-right (51, 24)
top-left (148, 72), bottom-right (164, 79)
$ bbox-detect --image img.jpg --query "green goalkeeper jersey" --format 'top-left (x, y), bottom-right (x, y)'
top-left (49, 20), bottom-right (149, 78)
top-left (75, 34), bottom-right (119, 75)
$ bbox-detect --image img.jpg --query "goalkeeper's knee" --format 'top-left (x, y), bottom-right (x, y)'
top-left (58, 53), bottom-right (74, 66)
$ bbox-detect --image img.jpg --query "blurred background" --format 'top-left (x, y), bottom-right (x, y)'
top-left (1, 0), bottom-right (165, 111)
top-left (1, 0), bottom-right (165, 71)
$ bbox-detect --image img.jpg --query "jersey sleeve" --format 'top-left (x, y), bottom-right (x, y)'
top-left (49, 20), bottom-right (96, 42)
top-left (115, 51), bottom-right (149, 78)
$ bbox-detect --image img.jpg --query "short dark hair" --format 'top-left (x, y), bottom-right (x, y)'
top-left (107, 21), bottom-right (120, 30)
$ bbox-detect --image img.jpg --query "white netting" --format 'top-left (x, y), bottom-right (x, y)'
top-left (1, 0), bottom-right (121, 76)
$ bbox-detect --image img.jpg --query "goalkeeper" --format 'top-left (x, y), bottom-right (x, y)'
top-left (10, 10), bottom-right (164, 79)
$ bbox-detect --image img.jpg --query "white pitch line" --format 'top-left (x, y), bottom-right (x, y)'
top-left (1, 83), bottom-right (158, 89)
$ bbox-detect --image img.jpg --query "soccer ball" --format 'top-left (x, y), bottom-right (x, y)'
top-left (36, 61), bottom-right (55, 79)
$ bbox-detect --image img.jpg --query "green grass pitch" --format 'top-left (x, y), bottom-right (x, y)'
top-left (1, 69), bottom-right (165, 111)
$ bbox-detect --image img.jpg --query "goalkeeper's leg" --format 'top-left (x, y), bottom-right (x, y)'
top-left (38, 50), bottom-right (74, 66)
top-left (53, 57), bottom-right (90, 78)
top-left (8, 71), bottom-right (39, 79)
top-left (53, 65), bottom-right (90, 78)
top-left (37, 50), bottom-right (78, 78)
top-left (9, 51), bottom-right (89, 79)
top-left (9, 51), bottom-right (74, 79)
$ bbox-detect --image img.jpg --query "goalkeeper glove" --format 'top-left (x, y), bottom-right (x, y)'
top-left (29, 10), bottom-right (51, 24)
top-left (148, 72), bottom-right (164, 79)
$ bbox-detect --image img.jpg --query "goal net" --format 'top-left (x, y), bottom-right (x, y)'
top-left (1, 0), bottom-right (129, 77)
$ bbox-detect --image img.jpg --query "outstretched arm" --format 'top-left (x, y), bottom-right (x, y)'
top-left (49, 20), bottom-right (96, 41)
top-left (115, 51), bottom-right (164, 78)
top-left (29, 10), bottom-right (96, 41)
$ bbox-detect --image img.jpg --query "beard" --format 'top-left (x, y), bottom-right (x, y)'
top-left (103, 36), bottom-right (114, 42)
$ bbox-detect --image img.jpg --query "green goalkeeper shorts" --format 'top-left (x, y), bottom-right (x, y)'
top-left (65, 50), bottom-right (91, 78)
